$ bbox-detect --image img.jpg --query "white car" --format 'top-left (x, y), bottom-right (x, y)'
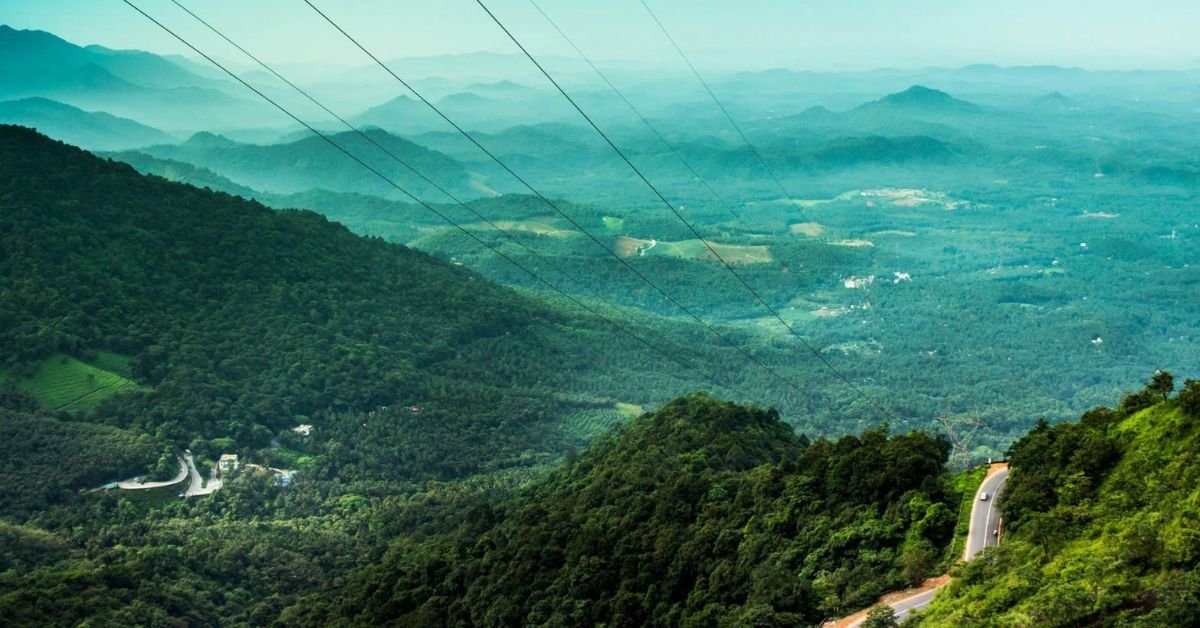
top-left (979, 492), bottom-right (989, 501)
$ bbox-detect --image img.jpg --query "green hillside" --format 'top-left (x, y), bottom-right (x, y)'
top-left (0, 126), bottom-right (820, 625)
top-left (0, 407), bottom-right (160, 520)
top-left (321, 395), bottom-right (963, 626)
top-left (2, 353), bottom-right (146, 412)
top-left (912, 375), bottom-right (1200, 626)
top-left (4, 124), bottom-right (785, 485)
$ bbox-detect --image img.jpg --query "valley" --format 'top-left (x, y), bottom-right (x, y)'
top-left (0, 8), bottom-right (1197, 626)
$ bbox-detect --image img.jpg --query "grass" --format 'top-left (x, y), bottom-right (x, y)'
top-left (90, 351), bottom-right (134, 378)
top-left (943, 464), bottom-right (989, 569)
top-left (615, 402), bottom-right (644, 419)
top-left (4, 353), bottom-right (147, 412)
top-left (601, 216), bottom-right (625, 231)
top-left (562, 408), bottom-right (625, 442)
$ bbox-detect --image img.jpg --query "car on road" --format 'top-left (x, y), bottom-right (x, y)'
top-left (979, 492), bottom-right (989, 501)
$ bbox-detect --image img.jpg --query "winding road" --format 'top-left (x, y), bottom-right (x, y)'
top-left (183, 451), bottom-right (222, 496)
top-left (964, 466), bottom-right (1009, 561)
top-left (114, 455), bottom-right (187, 489)
top-left (106, 452), bottom-right (222, 497)
top-left (835, 462), bottom-right (1008, 627)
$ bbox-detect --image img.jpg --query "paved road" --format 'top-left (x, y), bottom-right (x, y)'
top-left (964, 466), bottom-right (1009, 561)
top-left (892, 588), bottom-right (940, 622)
top-left (115, 456), bottom-right (187, 489)
top-left (840, 464), bottom-right (1009, 627)
top-left (183, 452), bottom-right (222, 496)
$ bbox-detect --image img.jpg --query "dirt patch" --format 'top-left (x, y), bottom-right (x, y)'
top-left (615, 236), bottom-right (654, 257)
top-left (811, 305), bottom-right (850, 319)
top-left (704, 242), bottom-right (772, 264)
top-left (985, 461), bottom-right (1008, 478)
top-left (616, 237), bottom-right (772, 264)
top-left (464, 218), bottom-right (574, 237)
top-left (790, 222), bottom-right (826, 237)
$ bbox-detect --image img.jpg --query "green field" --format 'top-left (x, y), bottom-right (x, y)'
top-left (561, 407), bottom-right (626, 442)
top-left (4, 354), bottom-right (147, 412)
top-left (615, 402), bottom-right (644, 418)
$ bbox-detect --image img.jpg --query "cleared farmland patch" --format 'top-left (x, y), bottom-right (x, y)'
top-left (790, 222), bottom-right (827, 237)
top-left (461, 217), bottom-right (575, 237)
top-left (601, 216), bottom-right (625, 231)
top-left (615, 236), bottom-right (772, 264)
top-left (4, 354), bottom-right (147, 412)
top-left (615, 402), bottom-right (644, 419)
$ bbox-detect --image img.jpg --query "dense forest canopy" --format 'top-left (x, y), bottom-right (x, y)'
top-left (0, 124), bottom-right (798, 486)
top-left (0, 13), bottom-right (1198, 626)
top-left (318, 395), bottom-right (960, 626)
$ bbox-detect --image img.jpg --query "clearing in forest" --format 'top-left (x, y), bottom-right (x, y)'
top-left (601, 216), bottom-right (625, 231)
top-left (615, 236), bottom-right (772, 264)
top-left (2, 353), bottom-right (147, 412)
top-left (615, 402), bottom-right (644, 419)
top-left (461, 217), bottom-right (575, 237)
top-left (790, 222), bottom-right (827, 237)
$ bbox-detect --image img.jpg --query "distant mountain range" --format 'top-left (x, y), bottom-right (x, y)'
top-left (0, 97), bottom-right (174, 150)
top-left (0, 25), bottom-right (277, 132)
top-left (134, 128), bottom-right (474, 200)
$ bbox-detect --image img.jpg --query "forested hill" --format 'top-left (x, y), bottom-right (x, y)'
top-left (0, 124), bottom-right (532, 438)
top-left (912, 376), bottom-right (1200, 626)
top-left (0, 124), bottom-right (712, 486)
top-left (318, 395), bottom-right (961, 626)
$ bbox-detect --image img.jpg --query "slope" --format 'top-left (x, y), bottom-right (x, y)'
top-left (911, 375), bottom-right (1200, 626)
top-left (0, 125), bottom-right (733, 485)
top-left (323, 394), bottom-right (959, 626)
top-left (0, 26), bottom-right (280, 132)
top-left (0, 97), bottom-right (174, 150)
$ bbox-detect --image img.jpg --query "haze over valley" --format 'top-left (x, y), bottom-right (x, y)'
top-left (1, 2), bottom-right (1198, 625)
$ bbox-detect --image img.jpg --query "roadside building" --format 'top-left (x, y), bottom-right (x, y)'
top-left (217, 453), bottom-right (239, 477)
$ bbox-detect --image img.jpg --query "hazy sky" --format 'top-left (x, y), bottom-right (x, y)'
top-left (3, 0), bottom-right (1199, 72)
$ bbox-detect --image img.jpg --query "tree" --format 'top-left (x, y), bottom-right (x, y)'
top-left (863, 604), bottom-right (900, 628)
top-left (1150, 370), bottom-right (1175, 401)
top-left (1180, 380), bottom-right (1200, 418)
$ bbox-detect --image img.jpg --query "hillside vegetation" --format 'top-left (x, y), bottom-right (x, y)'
top-left (0, 408), bottom-right (160, 520)
top-left (2, 353), bottom-right (145, 412)
top-left (0, 124), bottom-right (862, 483)
top-left (319, 395), bottom-right (962, 626)
top-left (912, 375), bottom-right (1200, 626)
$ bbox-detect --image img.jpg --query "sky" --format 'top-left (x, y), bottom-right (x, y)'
top-left (3, 0), bottom-right (1199, 72)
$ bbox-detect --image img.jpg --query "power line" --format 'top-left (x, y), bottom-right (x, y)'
top-left (474, 0), bottom-right (900, 424)
top-left (121, 0), bottom-right (761, 404)
top-left (528, 0), bottom-right (747, 229)
top-left (166, 0), bottom-right (718, 383)
top-left (302, 0), bottom-right (811, 399)
top-left (639, 0), bottom-right (809, 224)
